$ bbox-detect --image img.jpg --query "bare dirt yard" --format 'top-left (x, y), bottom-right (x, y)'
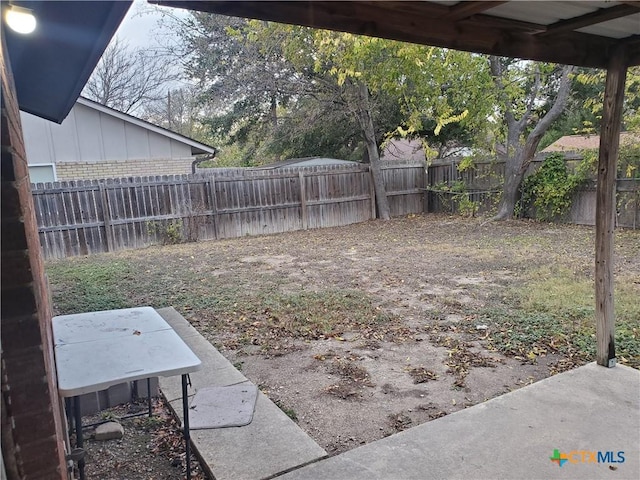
top-left (49, 215), bottom-right (640, 463)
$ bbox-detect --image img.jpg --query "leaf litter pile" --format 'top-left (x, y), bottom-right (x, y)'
top-left (48, 215), bottom-right (640, 457)
top-left (81, 399), bottom-right (208, 480)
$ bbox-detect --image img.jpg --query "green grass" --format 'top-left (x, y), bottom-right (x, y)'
top-left (477, 267), bottom-right (640, 368)
top-left (46, 256), bottom-right (245, 315)
top-left (47, 261), bottom-right (134, 313)
top-left (46, 256), bottom-right (398, 351)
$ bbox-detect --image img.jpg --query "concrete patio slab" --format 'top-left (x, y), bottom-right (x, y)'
top-left (156, 307), bottom-right (327, 480)
top-left (277, 362), bottom-right (639, 480)
top-left (157, 307), bottom-right (247, 402)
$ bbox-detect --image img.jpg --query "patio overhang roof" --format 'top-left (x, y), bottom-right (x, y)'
top-left (151, 1), bottom-right (640, 69)
top-left (3, 0), bottom-right (132, 123)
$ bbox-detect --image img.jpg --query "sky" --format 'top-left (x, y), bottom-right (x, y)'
top-left (107, 0), bottom-right (191, 92)
top-left (113, 0), bottom-right (184, 49)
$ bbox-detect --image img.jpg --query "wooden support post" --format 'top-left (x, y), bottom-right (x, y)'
top-left (99, 183), bottom-right (114, 252)
top-left (299, 171), bottom-right (308, 230)
top-left (595, 47), bottom-right (627, 368)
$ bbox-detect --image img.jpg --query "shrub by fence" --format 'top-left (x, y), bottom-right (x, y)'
top-left (426, 157), bottom-right (639, 227)
top-left (32, 162), bottom-right (426, 259)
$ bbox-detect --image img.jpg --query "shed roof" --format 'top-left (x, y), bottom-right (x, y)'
top-left (152, 1), bottom-right (640, 69)
top-left (256, 157), bottom-right (359, 169)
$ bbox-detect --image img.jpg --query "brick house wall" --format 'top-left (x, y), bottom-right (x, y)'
top-left (55, 157), bottom-right (194, 181)
top-left (1, 34), bottom-right (68, 479)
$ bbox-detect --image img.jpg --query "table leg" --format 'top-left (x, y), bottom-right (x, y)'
top-left (182, 374), bottom-right (192, 480)
top-left (147, 378), bottom-right (152, 417)
top-left (73, 396), bottom-right (85, 480)
top-left (65, 397), bottom-right (73, 436)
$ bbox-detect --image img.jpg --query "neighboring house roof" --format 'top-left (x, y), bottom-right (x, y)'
top-left (21, 97), bottom-right (215, 166)
top-left (543, 132), bottom-right (639, 153)
top-left (257, 157), bottom-right (359, 169)
top-left (5, 1), bottom-right (132, 123)
top-left (76, 97), bottom-right (215, 155)
top-left (381, 139), bottom-right (426, 162)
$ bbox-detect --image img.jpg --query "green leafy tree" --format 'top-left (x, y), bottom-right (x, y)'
top-left (540, 65), bottom-right (640, 147)
top-left (173, 14), bottom-right (312, 161)
top-left (311, 33), bottom-right (490, 219)
top-left (489, 58), bottom-right (574, 220)
top-left (171, 14), bottom-right (491, 218)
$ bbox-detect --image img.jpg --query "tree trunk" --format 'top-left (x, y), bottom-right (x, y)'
top-left (270, 94), bottom-right (281, 161)
top-left (495, 160), bottom-right (522, 220)
top-left (355, 82), bottom-right (391, 220)
top-left (492, 64), bottom-right (574, 221)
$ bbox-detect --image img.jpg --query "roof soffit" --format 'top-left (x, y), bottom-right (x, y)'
top-left (151, 1), bottom-right (640, 68)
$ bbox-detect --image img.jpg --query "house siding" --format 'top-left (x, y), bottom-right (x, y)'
top-left (21, 101), bottom-right (208, 181)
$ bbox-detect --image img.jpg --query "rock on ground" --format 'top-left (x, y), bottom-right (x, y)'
top-left (94, 421), bottom-right (124, 441)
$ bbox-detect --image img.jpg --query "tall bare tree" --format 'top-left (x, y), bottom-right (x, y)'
top-left (140, 86), bottom-right (215, 145)
top-left (83, 37), bottom-right (178, 114)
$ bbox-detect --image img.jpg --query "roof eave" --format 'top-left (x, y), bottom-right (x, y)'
top-left (151, 1), bottom-right (640, 69)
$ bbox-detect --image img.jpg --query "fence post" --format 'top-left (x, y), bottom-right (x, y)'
top-left (368, 166), bottom-right (376, 219)
top-left (424, 165), bottom-right (430, 213)
top-left (208, 176), bottom-right (219, 239)
top-left (299, 171), bottom-right (308, 230)
top-left (99, 183), bottom-right (114, 252)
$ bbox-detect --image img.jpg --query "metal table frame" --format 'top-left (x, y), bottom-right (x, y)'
top-left (53, 307), bottom-right (202, 480)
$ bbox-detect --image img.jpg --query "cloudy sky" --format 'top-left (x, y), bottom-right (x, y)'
top-left (114, 0), bottom-right (184, 49)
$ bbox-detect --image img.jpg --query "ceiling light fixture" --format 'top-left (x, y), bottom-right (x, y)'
top-left (5, 4), bottom-right (36, 34)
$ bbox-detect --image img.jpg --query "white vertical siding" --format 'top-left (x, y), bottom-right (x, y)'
top-left (21, 101), bottom-right (207, 168)
top-left (169, 139), bottom-right (191, 158)
top-left (99, 112), bottom-right (128, 161)
top-left (149, 132), bottom-right (172, 158)
top-left (75, 103), bottom-right (105, 161)
top-left (22, 111), bottom-right (55, 164)
top-left (124, 122), bottom-right (151, 159)
top-left (49, 108), bottom-right (81, 162)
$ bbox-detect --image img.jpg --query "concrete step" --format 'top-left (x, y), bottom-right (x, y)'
top-left (157, 307), bottom-right (327, 480)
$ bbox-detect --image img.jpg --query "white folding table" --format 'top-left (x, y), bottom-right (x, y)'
top-left (53, 307), bottom-right (202, 480)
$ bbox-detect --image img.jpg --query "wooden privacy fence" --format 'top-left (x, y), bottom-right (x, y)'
top-left (426, 157), bottom-right (640, 227)
top-left (32, 162), bottom-right (426, 259)
top-left (425, 159), bottom-right (504, 215)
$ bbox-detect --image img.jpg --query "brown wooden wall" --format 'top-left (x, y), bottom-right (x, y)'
top-left (1, 34), bottom-right (67, 479)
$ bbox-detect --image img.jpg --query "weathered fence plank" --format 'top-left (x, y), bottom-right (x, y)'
top-left (99, 184), bottom-right (113, 252)
top-left (426, 157), bottom-right (638, 225)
